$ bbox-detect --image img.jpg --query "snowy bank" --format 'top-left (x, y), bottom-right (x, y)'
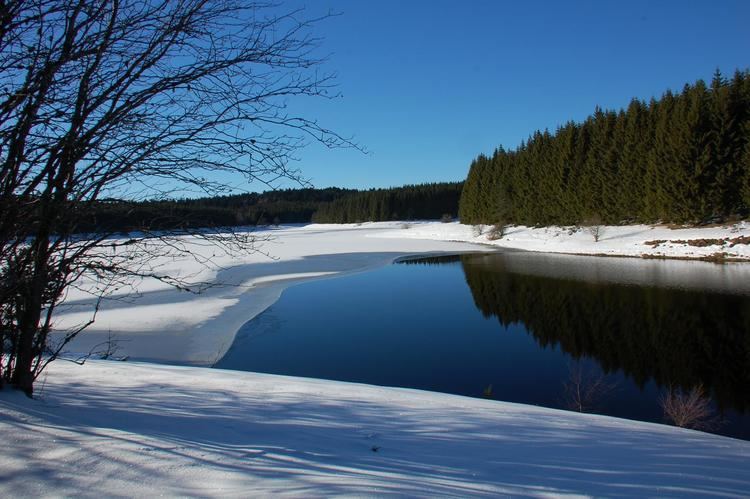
top-left (54, 223), bottom-right (488, 366)
top-left (374, 220), bottom-right (750, 261)
top-left (2, 360), bottom-right (749, 498)
top-left (53, 220), bottom-right (750, 369)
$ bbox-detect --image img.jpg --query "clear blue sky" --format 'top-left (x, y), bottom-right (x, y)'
top-left (273, 0), bottom-right (750, 190)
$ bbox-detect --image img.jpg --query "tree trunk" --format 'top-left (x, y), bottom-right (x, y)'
top-left (10, 233), bottom-right (50, 397)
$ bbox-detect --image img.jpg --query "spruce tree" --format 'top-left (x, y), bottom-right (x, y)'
top-left (458, 70), bottom-right (750, 226)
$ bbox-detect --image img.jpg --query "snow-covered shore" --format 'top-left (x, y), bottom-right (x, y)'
top-left (3, 221), bottom-right (750, 497)
top-left (3, 360), bottom-right (749, 497)
top-left (54, 223), bottom-right (489, 366)
top-left (378, 220), bottom-right (750, 261)
top-left (54, 221), bottom-right (750, 366)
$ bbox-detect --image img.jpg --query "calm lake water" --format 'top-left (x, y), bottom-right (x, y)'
top-left (215, 251), bottom-right (750, 440)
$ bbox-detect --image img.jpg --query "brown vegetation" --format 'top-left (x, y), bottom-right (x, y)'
top-left (644, 235), bottom-right (750, 248)
top-left (486, 223), bottom-right (507, 241)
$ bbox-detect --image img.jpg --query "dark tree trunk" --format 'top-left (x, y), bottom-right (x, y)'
top-left (9, 231), bottom-right (50, 396)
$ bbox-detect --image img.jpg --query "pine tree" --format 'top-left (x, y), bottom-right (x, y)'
top-left (458, 70), bottom-right (750, 226)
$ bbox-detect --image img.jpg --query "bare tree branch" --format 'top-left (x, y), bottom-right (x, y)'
top-left (0, 0), bottom-right (355, 395)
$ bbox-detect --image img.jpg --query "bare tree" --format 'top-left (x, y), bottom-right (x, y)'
top-left (660, 384), bottom-right (721, 431)
top-left (0, 0), bottom-right (355, 395)
top-left (583, 214), bottom-right (605, 242)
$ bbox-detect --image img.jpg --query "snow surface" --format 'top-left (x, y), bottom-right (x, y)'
top-left (53, 221), bottom-right (750, 366)
top-left (53, 223), bottom-right (489, 365)
top-left (2, 360), bottom-right (749, 498)
top-left (374, 220), bottom-right (750, 260)
top-left (3, 221), bottom-right (750, 497)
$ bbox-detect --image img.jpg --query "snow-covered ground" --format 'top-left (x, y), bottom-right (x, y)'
top-left (52, 223), bottom-right (488, 365)
top-left (53, 221), bottom-right (750, 366)
top-left (2, 360), bottom-right (749, 497)
top-left (3, 220), bottom-right (750, 497)
top-left (378, 220), bottom-right (750, 260)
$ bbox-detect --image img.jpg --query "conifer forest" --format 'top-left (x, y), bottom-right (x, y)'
top-left (459, 70), bottom-right (750, 226)
top-left (86, 70), bottom-right (750, 232)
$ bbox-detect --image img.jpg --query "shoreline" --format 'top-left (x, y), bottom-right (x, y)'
top-left (53, 221), bottom-right (750, 367)
top-left (372, 220), bottom-right (750, 261)
top-left (204, 248), bottom-right (491, 367)
top-left (54, 225), bottom-right (491, 366)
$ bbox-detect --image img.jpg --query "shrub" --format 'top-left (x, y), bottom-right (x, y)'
top-left (441, 213), bottom-right (453, 223)
top-left (583, 214), bottom-right (605, 242)
top-left (487, 222), bottom-right (506, 240)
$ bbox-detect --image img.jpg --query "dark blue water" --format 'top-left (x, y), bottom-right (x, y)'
top-left (216, 252), bottom-right (750, 440)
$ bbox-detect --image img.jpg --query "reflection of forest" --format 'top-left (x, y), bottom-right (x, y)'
top-left (402, 254), bottom-right (750, 412)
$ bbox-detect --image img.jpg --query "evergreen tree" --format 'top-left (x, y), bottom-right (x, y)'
top-left (459, 70), bottom-right (750, 226)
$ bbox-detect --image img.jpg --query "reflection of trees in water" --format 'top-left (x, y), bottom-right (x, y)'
top-left (457, 256), bottom-right (750, 413)
top-left (398, 255), bottom-right (464, 266)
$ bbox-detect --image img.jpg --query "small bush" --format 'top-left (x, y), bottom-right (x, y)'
top-left (487, 222), bottom-right (506, 240)
top-left (472, 225), bottom-right (484, 237)
top-left (583, 214), bottom-right (605, 242)
top-left (441, 213), bottom-right (453, 223)
top-left (401, 222), bottom-right (412, 230)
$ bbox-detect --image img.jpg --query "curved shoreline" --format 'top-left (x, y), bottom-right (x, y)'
top-left (53, 220), bottom-right (750, 367)
top-left (375, 221), bottom-right (750, 262)
top-left (55, 225), bottom-right (492, 366)
top-left (207, 249), bottom-right (497, 367)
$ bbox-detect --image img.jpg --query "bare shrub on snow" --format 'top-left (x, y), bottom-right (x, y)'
top-left (583, 214), bottom-right (605, 242)
top-left (487, 222), bottom-right (506, 241)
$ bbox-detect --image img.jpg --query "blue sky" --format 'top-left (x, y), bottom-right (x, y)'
top-left (271, 0), bottom-right (750, 190)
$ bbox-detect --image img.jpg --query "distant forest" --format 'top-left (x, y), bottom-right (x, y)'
top-left (459, 69), bottom-right (750, 226)
top-left (312, 182), bottom-right (463, 223)
top-left (85, 71), bottom-right (750, 233)
top-left (83, 182), bottom-right (462, 233)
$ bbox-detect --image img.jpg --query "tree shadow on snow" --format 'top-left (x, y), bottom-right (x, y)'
top-left (2, 367), bottom-right (749, 497)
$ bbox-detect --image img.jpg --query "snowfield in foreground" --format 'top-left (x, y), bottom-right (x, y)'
top-left (3, 221), bottom-right (750, 497)
top-left (2, 361), bottom-right (749, 498)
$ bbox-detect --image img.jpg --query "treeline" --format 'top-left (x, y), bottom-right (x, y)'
top-left (77, 188), bottom-right (353, 233)
top-left (312, 182), bottom-right (463, 223)
top-left (80, 183), bottom-right (462, 233)
top-left (459, 69), bottom-right (750, 226)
